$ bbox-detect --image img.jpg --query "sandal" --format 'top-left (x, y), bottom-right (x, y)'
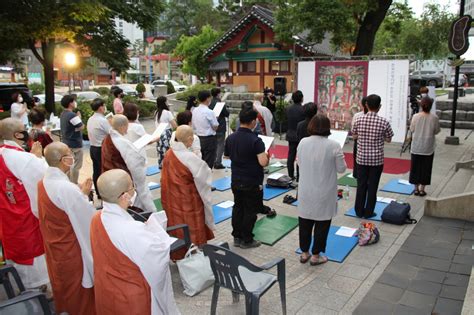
top-left (266, 209), bottom-right (277, 218)
top-left (300, 253), bottom-right (310, 264)
top-left (283, 195), bottom-right (291, 204)
top-left (414, 189), bottom-right (420, 196)
top-left (419, 190), bottom-right (427, 197)
top-left (310, 255), bottom-right (328, 266)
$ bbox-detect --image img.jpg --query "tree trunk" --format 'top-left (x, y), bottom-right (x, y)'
top-left (352, 0), bottom-right (393, 56)
top-left (42, 40), bottom-right (56, 114)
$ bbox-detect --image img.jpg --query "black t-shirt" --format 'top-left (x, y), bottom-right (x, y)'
top-left (224, 127), bottom-right (265, 185)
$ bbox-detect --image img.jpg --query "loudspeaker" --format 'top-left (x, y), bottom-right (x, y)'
top-left (274, 77), bottom-right (287, 96)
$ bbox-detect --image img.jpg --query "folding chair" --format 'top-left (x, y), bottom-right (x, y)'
top-left (203, 243), bottom-right (286, 315)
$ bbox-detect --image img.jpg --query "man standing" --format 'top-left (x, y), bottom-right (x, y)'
top-left (352, 94), bottom-right (394, 218)
top-left (0, 118), bottom-right (50, 289)
top-left (253, 93), bottom-right (273, 137)
top-left (38, 142), bottom-right (96, 314)
top-left (91, 169), bottom-right (179, 314)
top-left (192, 90), bottom-right (219, 169)
top-left (87, 98), bottom-right (111, 199)
top-left (209, 87), bottom-right (229, 169)
top-left (102, 115), bottom-right (157, 212)
top-left (161, 125), bottom-right (214, 259)
top-left (286, 90), bottom-right (306, 180)
top-left (225, 108), bottom-right (269, 249)
top-left (60, 95), bottom-right (84, 184)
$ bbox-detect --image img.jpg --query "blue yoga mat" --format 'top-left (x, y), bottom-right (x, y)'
top-left (212, 176), bottom-right (232, 191)
top-left (212, 203), bottom-right (233, 224)
top-left (148, 182), bottom-right (161, 190)
top-left (295, 226), bottom-right (358, 263)
top-left (344, 201), bottom-right (389, 221)
top-left (146, 165), bottom-right (161, 176)
top-left (222, 160), bottom-right (231, 168)
top-left (380, 179), bottom-right (415, 195)
top-left (263, 185), bottom-right (291, 201)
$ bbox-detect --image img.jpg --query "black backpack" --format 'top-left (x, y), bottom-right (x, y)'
top-left (267, 175), bottom-right (293, 188)
top-left (381, 201), bottom-right (417, 225)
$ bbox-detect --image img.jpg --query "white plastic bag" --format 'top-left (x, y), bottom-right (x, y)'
top-left (176, 245), bottom-right (214, 296)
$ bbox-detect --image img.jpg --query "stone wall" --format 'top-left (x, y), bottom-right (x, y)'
top-left (436, 99), bottom-right (474, 129)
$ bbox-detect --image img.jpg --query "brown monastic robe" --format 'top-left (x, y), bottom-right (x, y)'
top-left (37, 181), bottom-right (96, 315)
top-left (101, 134), bottom-right (130, 175)
top-left (161, 149), bottom-right (214, 259)
top-left (90, 212), bottom-right (152, 315)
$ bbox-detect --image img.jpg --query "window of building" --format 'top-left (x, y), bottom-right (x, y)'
top-left (237, 61), bottom-right (256, 73)
top-left (270, 61), bottom-right (290, 73)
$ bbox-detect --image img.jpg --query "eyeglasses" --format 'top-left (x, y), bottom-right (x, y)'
top-left (118, 184), bottom-right (136, 199)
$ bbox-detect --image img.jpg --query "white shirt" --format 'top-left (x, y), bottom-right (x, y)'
top-left (42, 167), bottom-right (95, 288)
top-left (191, 104), bottom-right (219, 137)
top-left (170, 131), bottom-right (201, 158)
top-left (410, 112), bottom-right (441, 155)
top-left (87, 112), bottom-right (110, 147)
top-left (101, 202), bottom-right (179, 315)
top-left (297, 136), bottom-right (347, 221)
top-left (254, 101), bottom-right (273, 136)
top-left (125, 121), bottom-right (148, 160)
top-left (155, 110), bottom-right (174, 130)
top-left (11, 102), bottom-right (28, 125)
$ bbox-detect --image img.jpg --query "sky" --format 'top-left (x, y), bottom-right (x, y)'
top-left (405, 0), bottom-right (459, 16)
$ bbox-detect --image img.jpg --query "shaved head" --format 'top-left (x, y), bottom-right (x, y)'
top-left (111, 114), bottom-right (128, 135)
top-left (44, 142), bottom-right (70, 167)
top-left (254, 93), bottom-right (264, 102)
top-left (175, 125), bottom-right (193, 143)
top-left (0, 118), bottom-right (24, 141)
top-left (98, 169), bottom-right (132, 204)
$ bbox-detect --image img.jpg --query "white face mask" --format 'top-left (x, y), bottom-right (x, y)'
top-left (136, 113), bottom-right (139, 120)
top-left (421, 93), bottom-right (427, 97)
top-left (129, 190), bottom-right (137, 206)
top-left (18, 96), bottom-right (23, 103)
top-left (62, 156), bottom-right (75, 172)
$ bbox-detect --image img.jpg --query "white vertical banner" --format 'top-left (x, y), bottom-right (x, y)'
top-left (427, 86), bottom-right (437, 114)
top-left (296, 61), bottom-right (316, 102)
top-left (367, 60), bottom-right (409, 143)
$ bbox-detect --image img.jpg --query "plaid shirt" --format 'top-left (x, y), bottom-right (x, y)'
top-left (352, 112), bottom-right (394, 166)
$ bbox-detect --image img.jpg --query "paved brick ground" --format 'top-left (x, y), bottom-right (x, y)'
top-left (74, 120), bottom-right (473, 315)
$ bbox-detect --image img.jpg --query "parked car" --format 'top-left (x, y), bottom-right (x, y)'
top-left (34, 93), bottom-right (64, 105)
top-left (0, 83), bottom-right (34, 111)
top-left (111, 84), bottom-right (137, 96)
top-left (151, 79), bottom-right (187, 94)
top-left (73, 91), bottom-right (101, 101)
top-left (409, 70), bottom-right (447, 87)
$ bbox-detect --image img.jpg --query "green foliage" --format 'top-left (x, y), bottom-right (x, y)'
top-left (230, 115), bottom-right (238, 131)
top-left (275, 98), bottom-right (288, 124)
top-left (28, 83), bottom-right (45, 95)
top-left (92, 87), bottom-right (111, 96)
top-left (373, 3), bottom-right (454, 59)
top-left (136, 100), bottom-right (156, 118)
top-left (166, 81), bottom-right (176, 94)
top-left (136, 82), bottom-right (146, 94)
top-left (176, 83), bottom-right (216, 101)
top-left (0, 111), bottom-right (11, 120)
top-left (174, 25), bottom-right (221, 80)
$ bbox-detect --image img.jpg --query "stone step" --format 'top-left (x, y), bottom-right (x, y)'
top-left (438, 168), bottom-right (474, 198)
top-left (225, 93), bottom-right (256, 101)
top-left (439, 120), bottom-right (474, 129)
top-left (436, 100), bottom-right (474, 111)
top-left (437, 110), bottom-right (474, 122)
top-left (465, 174), bottom-right (474, 194)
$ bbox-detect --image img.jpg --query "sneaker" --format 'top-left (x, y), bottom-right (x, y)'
top-left (240, 240), bottom-right (261, 249)
top-left (233, 238), bottom-right (241, 247)
top-left (214, 164), bottom-right (225, 169)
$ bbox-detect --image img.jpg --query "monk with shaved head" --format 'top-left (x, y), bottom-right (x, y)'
top-left (37, 142), bottom-right (96, 314)
top-left (161, 125), bottom-right (215, 259)
top-left (0, 118), bottom-right (50, 289)
top-left (91, 169), bottom-right (179, 314)
top-left (101, 114), bottom-right (157, 212)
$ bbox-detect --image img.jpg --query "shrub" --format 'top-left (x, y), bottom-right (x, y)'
top-left (136, 82), bottom-right (146, 96)
top-left (137, 100), bottom-right (156, 118)
top-left (28, 83), bottom-right (45, 95)
top-left (166, 81), bottom-right (175, 94)
top-left (92, 87), bottom-right (111, 96)
top-left (275, 98), bottom-right (289, 135)
top-left (0, 111), bottom-right (11, 120)
top-left (176, 83), bottom-right (215, 101)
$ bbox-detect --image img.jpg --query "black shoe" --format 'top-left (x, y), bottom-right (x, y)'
top-left (211, 187), bottom-right (216, 191)
top-left (265, 209), bottom-right (277, 218)
top-left (214, 164), bottom-right (225, 170)
top-left (240, 240), bottom-right (261, 249)
top-left (233, 238), bottom-right (241, 247)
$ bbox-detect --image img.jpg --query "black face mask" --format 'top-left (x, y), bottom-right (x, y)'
top-left (15, 130), bottom-right (30, 143)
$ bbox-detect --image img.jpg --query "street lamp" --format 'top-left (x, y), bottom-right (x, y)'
top-left (65, 52), bottom-right (77, 94)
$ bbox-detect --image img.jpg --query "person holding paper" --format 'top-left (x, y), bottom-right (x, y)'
top-left (286, 90), bottom-right (306, 180)
top-left (28, 108), bottom-right (54, 151)
top-left (101, 115), bottom-right (157, 212)
top-left (161, 125), bottom-right (214, 259)
top-left (297, 115), bottom-right (347, 265)
top-left (91, 169), bottom-right (179, 315)
top-left (209, 87), bottom-right (229, 169)
top-left (352, 94), bottom-right (394, 218)
top-left (224, 108), bottom-right (269, 249)
top-left (253, 93), bottom-right (273, 137)
top-left (60, 95), bottom-right (84, 184)
top-left (350, 96), bottom-right (368, 179)
top-left (37, 142), bottom-right (96, 314)
top-left (87, 98), bottom-right (111, 200)
top-left (0, 118), bottom-right (50, 290)
top-left (192, 90), bottom-right (219, 169)
top-left (170, 110), bottom-right (201, 158)
top-left (154, 96), bottom-right (177, 168)
top-left (409, 97), bottom-right (440, 196)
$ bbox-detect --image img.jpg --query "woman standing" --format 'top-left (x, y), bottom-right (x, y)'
top-left (155, 96), bottom-right (177, 168)
top-left (10, 92), bottom-right (29, 126)
top-left (409, 97), bottom-right (440, 196)
top-left (28, 108), bottom-right (53, 150)
top-left (297, 115), bottom-right (346, 265)
top-left (185, 95), bottom-right (197, 112)
top-left (123, 102), bottom-right (148, 160)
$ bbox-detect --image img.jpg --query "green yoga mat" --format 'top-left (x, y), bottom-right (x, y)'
top-left (154, 199), bottom-right (163, 211)
top-left (253, 215), bottom-right (298, 246)
top-left (338, 173), bottom-right (357, 187)
top-left (266, 164), bottom-right (286, 174)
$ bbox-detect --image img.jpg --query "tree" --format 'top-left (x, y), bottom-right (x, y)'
top-left (174, 25), bottom-right (221, 82)
top-left (274, 0), bottom-right (393, 56)
top-left (0, 0), bottom-right (164, 113)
